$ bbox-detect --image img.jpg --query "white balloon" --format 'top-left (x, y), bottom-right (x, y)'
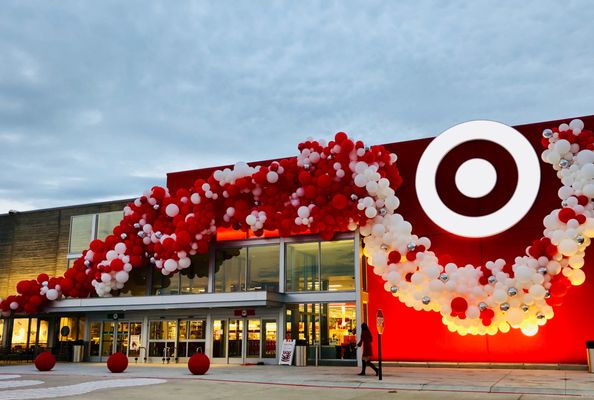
top-left (115, 271), bottom-right (129, 283)
top-left (46, 288), bottom-right (59, 301)
top-left (266, 171), bottom-right (279, 183)
top-left (297, 206), bottom-right (310, 218)
top-left (164, 259), bottom-right (178, 272)
top-left (165, 204), bottom-right (180, 217)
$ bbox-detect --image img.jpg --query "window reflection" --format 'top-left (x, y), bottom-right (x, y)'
top-left (69, 215), bottom-right (93, 254)
top-left (248, 245), bottom-right (279, 291)
top-left (286, 240), bottom-right (354, 292)
top-left (215, 248), bottom-right (246, 292)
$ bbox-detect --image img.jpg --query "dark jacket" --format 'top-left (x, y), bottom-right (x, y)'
top-left (358, 330), bottom-right (373, 357)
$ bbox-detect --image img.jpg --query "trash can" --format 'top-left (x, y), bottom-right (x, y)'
top-left (72, 345), bottom-right (83, 363)
top-left (294, 345), bottom-right (307, 367)
top-left (587, 341), bottom-right (594, 373)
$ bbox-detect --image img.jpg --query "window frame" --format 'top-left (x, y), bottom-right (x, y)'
top-left (67, 211), bottom-right (123, 268)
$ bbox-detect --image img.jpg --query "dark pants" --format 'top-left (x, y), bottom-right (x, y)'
top-left (359, 358), bottom-right (379, 375)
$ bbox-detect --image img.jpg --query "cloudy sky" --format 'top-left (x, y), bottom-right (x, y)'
top-left (1, 1), bottom-right (593, 213)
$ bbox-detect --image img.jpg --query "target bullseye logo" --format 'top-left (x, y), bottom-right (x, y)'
top-left (415, 120), bottom-right (541, 238)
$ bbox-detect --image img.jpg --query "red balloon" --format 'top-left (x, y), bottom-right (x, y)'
top-left (331, 194), bottom-right (348, 210)
top-left (558, 207), bottom-right (575, 223)
top-left (35, 352), bottom-right (56, 371)
top-left (451, 297), bottom-right (468, 316)
top-left (37, 273), bottom-right (49, 284)
top-left (107, 352), bottom-right (128, 373)
top-left (188, 352), bottom-right (210, 375)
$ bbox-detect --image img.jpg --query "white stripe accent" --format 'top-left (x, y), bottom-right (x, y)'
top-left (0, 378), bottom-right (166, 400)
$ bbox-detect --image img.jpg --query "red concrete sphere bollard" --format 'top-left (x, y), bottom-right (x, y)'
top-left (34, 351), bottom-right (56, 371)
top-left (107, 352), bottom-right (128, 373)
top-left (188, 352), bottom-right (210, 375)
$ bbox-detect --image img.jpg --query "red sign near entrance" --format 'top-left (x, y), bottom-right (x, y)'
top-left (234, 309), bottom-right (255, 317)
top-left (376, 309), bottom-right (385, 335)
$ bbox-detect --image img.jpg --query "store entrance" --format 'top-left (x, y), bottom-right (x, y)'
top-left (89, 320), bottom-right (142, 361)
top-left (213, 318), bottom-right (277, 363)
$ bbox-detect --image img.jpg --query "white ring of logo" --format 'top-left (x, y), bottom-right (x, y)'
top-left (415, 120), bottom-right (541, 238)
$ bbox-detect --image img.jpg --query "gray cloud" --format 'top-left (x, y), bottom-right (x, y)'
top-left (1, 0), bottom-right (594, 213)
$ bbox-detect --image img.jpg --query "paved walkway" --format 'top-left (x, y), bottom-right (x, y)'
top-left (1, 362), bottom-right (594, 399)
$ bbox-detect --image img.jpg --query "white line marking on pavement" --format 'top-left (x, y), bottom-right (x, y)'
top-left (0, 382), bottom-right (43, 389)
top-left (0, 377), bottom-right (20, 381)
top-left (0, 378), bottom-right (166, 400)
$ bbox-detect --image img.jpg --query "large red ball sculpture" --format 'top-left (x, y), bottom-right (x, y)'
top-left (34, 351), bottom-right (56, 371)
top-left (188, 352), bottom-right (210, 375)
top-left (107, 352), bottom-right (128, 373)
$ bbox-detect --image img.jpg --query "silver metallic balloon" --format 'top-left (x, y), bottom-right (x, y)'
top-left (488, 275), bottom-right (497, 284)
top-left (134, 223), bottom-right (141, 229)
top-left (544, 290), bottom-right (551, 299)
top-left (421, 296), bottom-right (431, 305)
top-left (137, 231), bottom-right (145, 238)
top-left (120, 233), bottom-right (127, 240)
top-left (479, 302), bottom-right (488, 311)
top-left (507, 287), bottom-right (517, 296)
top-left (439, 273), bottom-right (449, 282)
top-left (303, 163), bottom-right (311, 170)
top-left (542, 129), bottom-right (553, 138)
top-left (537, 267), bottom-right (547, 275)
top-left (350, 194), bottom-right (358, 201)
top-left (380, 244), bottom-right (388, 251)
top-left (536, 312), bottom-right (545, 319)
top-left (390, 286), bottom-right (398, 294)
top-left (153, 204), bottom-right (160, 210)
top-left (407, 242), bottom-right (416, 251)
top-left (155, 232), bottom-right (163, 239)
top-left (576, 235), bottom-right (585, 245)
top-left (500, 303), bottom-right (510, 311)
top-left (380, 208), bottom-right (387, 216)
top-left (559, 159), bottom-right (570, 169)
top-left (521, 304), bottom-right (529, 312)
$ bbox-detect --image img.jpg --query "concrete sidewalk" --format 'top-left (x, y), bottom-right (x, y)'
top-left (1, 362), bottom-right (594, 398)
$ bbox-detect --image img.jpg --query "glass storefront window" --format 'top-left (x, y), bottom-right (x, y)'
top-left (37, 320), bottom-right (49, 348)
top-left (228, 320), bottom-right (243, 358)
top-left (178, 319), bottom-right (206, 357)
top-left (263, 320), bottom-right (277, 358)
top-left (247, 320), bottom-right (260, 358)
top-left (151, 268), bottom-right (180, 295)
top-left (101, 322), bottom-right (114, 357)
top-left (59, 317), bottom-right (78, 340)
top-left (90, 322), bottom-right (101, 356)
top-left (69, 214), bottom-right (93, 254)
top-left (148, 320), bottom-right (177, 358)
top-left (286, 302), bottom-right (356, 360)
top-left (119, 266), bottom-right (147, 297)
top-left (28, 318), bottom-right (38, 347)
top-left (116, 322), bottom-right (129, 354)
top-left (129, 322), bottom-right (142, 357)
top-left (248, 244), bottom-right (279, 291)
top-left (321, 240), bottom-right (355, 291)
top-left (96, 211), bottom-right (122, 240)
top-left (212, 320), bottom-right (226, 358)
top-left (215, 247), bottom-right (247, 292)
top-left (11, 318), bottom-right (29, 349)
top-left (285, 242), bottom-right (319, 291)
top-left (180, 253), bottom-right (209, 294)
top-left (286, 239), bottom-right (355, 292)
top-left (188, 320), bottom-right (205, 340)
top-left (179, 320), bottom-right (188, 340)
top-left (149, 320), bottom-right (177, 340)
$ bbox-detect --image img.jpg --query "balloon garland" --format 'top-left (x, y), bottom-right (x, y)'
top-left (1, 120), bottom-right (593, 337)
